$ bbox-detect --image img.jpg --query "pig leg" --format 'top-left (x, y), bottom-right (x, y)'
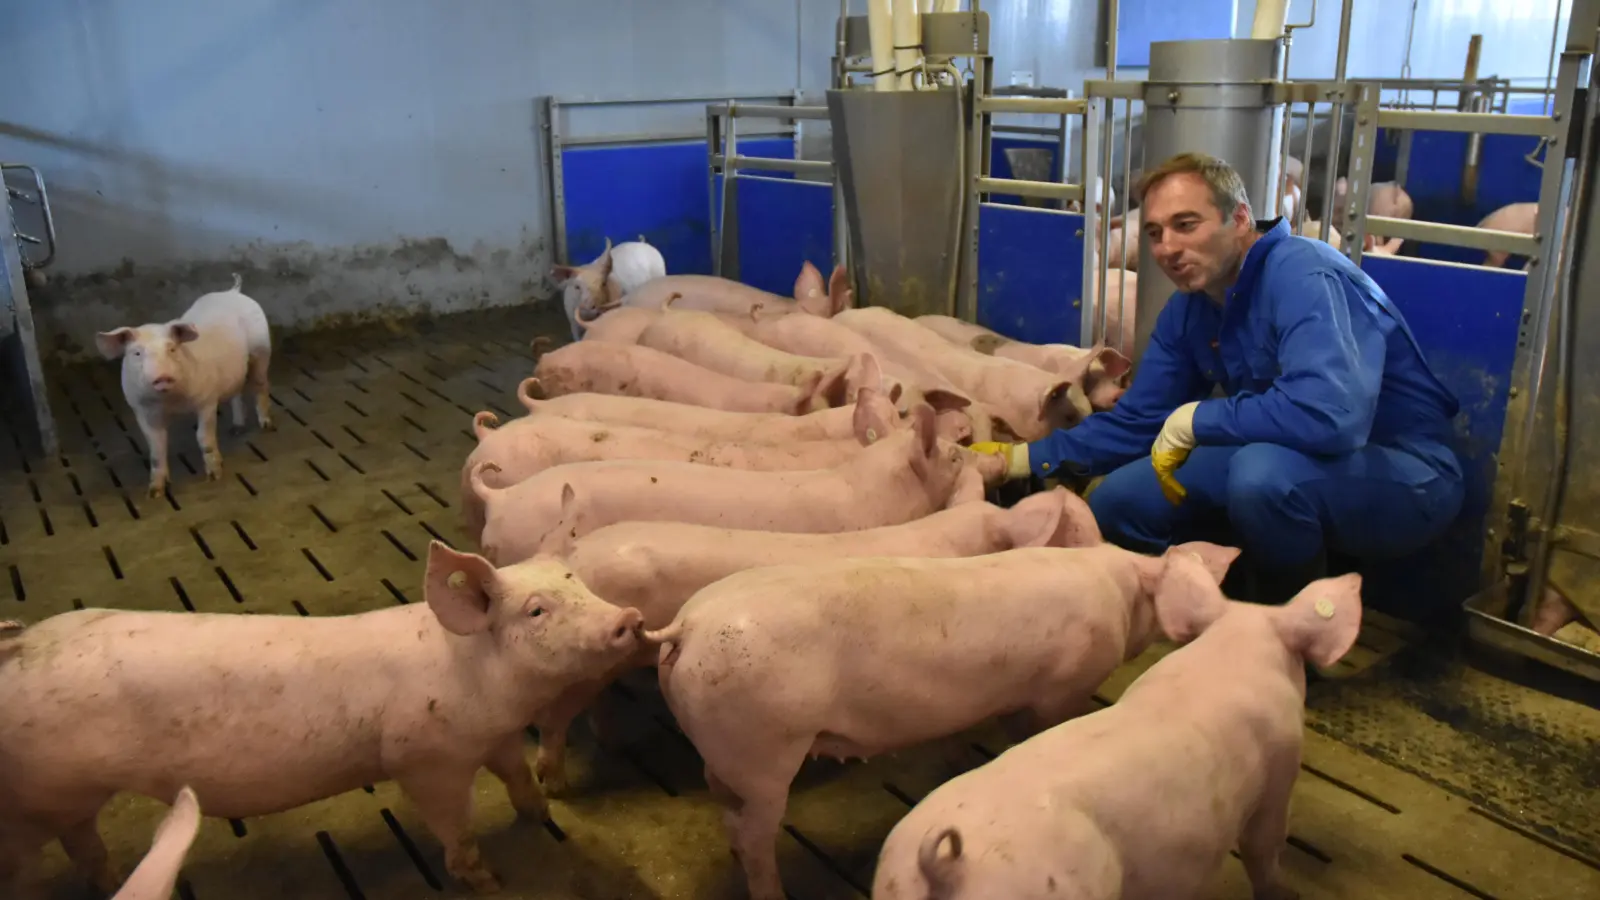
top-left (395, 768), bottom-right (500, 894)
top-left (248, 350), bottom-right (276, 431)
top-left (230, 394), bottom-right (249, 436)
top-left (485, 734), bottom-right (549, 823)
top-left (532, 679), bottom-right (608, 794)
top-left (702, 744), bottom-right (808, 900)
top-left (1238, 758), bottom-right (1301, 900)
top-left (134, 407), bottom-right (170, 498)
top-left (196, 404), bottom-right (224, 482)
top-left (58, 818), bottom-right (120, 894)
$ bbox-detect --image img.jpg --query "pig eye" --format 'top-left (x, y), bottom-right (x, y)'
top-left (529, 606), bottom-right (544, 618)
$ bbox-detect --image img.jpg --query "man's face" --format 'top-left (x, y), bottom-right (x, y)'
top-left (1141, 172), bottom-right (1254, 295)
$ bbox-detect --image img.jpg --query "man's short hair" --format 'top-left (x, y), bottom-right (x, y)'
top-left (1136, 152), bottom-right (1253, 220)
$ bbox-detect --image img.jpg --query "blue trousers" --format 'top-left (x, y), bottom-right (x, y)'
top-left (1087, 442), bottom-right (1465, 567)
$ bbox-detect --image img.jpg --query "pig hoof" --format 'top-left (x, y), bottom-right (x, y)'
top-left (261, 417), bottom-right (277, 432)
top-left (535, 765), bottom-right (568, 797)
top-left (457, 866), bottom-right (502, 895)
top-left (147, 484), bottom-right (164, 499)
top-left (206, 469), bottom-right (223, 482)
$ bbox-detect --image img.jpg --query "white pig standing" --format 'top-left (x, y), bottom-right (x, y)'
top-left (552, 237), bottom-right (667, 340)
top-left (94, 274), bottom-right (273, 497)
top-left (109, 787), bottom-right (201, 900)
top-left (650, 541), bottom-right (1240, 900)
top-left (872, 558), bottom-right (1364, 900)
top-left (0, 544), bottom-right (645, 896)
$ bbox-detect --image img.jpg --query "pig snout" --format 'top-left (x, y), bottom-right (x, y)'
top-left (608, 607), bottom-right (645, 650)
top-left (150, 374), bottom-right (176, 393)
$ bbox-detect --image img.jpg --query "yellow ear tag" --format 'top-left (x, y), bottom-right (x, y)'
top-left (448, 571), bottom-right (468, 589)
top-left (1314, 597), bottom-right (1336, 619)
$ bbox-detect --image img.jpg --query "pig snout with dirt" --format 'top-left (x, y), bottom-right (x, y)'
top-left (469, 404), bottom-right (979, 566)
top-left (553, 236), bottom-right (666, 340)
top-left (1479, 202), bottom-right (1538, 268)
top-left (835, 307), bottom-right (1092, 441)
top-left (94, 274), bottom-right (274, 498)
top-left (650, 541), bottom-right (1241, 900)
top-left (460, 382), bottom-right (901, 538)
top-left (531, 340), bottom-right (837, 414)
top-left (110, 786), bottom-right (201, 900)
top-left (526, 487), bottom-right (1102, 791)
top-left (872, 559), bottom-right (1363, 900)
top-left (915, 315), bottom-right (1133, 411)
top-left (0, 545), bottom-right (644, 895)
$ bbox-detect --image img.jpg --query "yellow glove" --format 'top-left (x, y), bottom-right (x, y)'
top-left (1151, 401), bottom-right (1200, 505)
top-left (969, 441), bottom-right (1032, 481)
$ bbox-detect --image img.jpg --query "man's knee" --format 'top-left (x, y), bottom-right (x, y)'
top-left (1225, 443), bottom-right (1307, 512)
top-left (1087, 461), bottom-right (1172, 553)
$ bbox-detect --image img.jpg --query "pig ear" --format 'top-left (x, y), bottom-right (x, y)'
top-left (595, 237), bottom-right (614, 272)
top-left (912, 404), bottom-right (938, 457)
top-left (1167, 541), bottom-right (1241, 584)
top-left (114, 785), bottom-right (202, 900)
top-left (793, 260), bottom-right (825, 307)
top-left (1153, 551), bottom-right (1230, 644)
top-left (170, 323), bottom-right (200, 344)
top-left (827, 264), bottom-right (852, 316)
top-left (1038, 381), bottom-right (1088, 430)
top-left (934, 408), bottom-right (974, 444)
top-left (95, 327), bottom-right (135, 359)
top-left (551, 264), bottom-right (579, 282)
top-left (1280, 573), bottom-right (1364, 669)
top-left (1006, 489), bottom-right (1066, 548)
top-left (851, 387), bottom-right (896, 446)
top-left (424, 541), bottom-right (498, 636)
top-left (537, 483), bottom-right (581, 558)
top-left (921, 388), bottom-right (972, 413)
top-left (603, 274), bottom-right (625, 308)
top-left (1048, 487), bottom-right (1101, 547)
top-left (1094, 345), bottom-right (1133, 381)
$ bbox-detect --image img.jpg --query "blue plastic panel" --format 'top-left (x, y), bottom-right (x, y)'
top-left (1359, 254), bottom-right (1525, 613)
top-left (559, 137), bottom-right (794, 275)
top-left (732, 175), bottom-right (834, 298)
top-left (975, 205), bottom-right (1086, 346)
top-left (1115, 0), bottom-right (1238, 67)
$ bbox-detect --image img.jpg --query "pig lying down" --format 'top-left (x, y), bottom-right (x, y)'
top-left (552, 236), bottom-right (667, 340)
top-left (470, 404), bottom-right (982, 565)
top-left (527, 486), bottom-right (1104, 792)
top-left (873, 559), bottom-right (1364, 900)
top-left (584, 259), bottom-right (851, 322)
top-left (459, 380), bottom-right (903, 537)
top-left (110, 787), bottom-right (201, 900)
top-left (0, 544), bottom-right (643, 895)
top-left (532, 339), bottom-right (846, 414)
top-left (95, 274), bottom-right (273, 497)
top-left (650, 541), bottom-right (1240, 900)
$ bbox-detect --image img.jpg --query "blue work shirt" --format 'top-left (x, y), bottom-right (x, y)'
top-left (1028, 218), bottom-right (1461, 479)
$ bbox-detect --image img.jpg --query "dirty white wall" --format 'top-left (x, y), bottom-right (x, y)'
top-left (0, 0), bottom-right (843, 358)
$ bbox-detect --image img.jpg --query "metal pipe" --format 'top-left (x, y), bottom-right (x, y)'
top-left (1377, 109), bottom-right (1557, 137)
top-left (1273, 0), bottom-right (1317, 219)
top-left (1318, 0), bottom-right (1355, 244)
top-left (1297, 99), bottom-right (1314, 232)
top-left (1546, 0), bottom-right (1567, 115)
top-left (1524, 54), bottom-right (1597, 618)
top-left (1095, 0), bottom-right (1119, 346)
top-left (1116, 101), bottom-right (1133, 350)
top-left (1363, 215), bottom-right (1541, 255)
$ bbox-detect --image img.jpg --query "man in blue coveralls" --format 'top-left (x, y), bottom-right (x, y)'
top-left (974, 152), bottom-right (1466, 604)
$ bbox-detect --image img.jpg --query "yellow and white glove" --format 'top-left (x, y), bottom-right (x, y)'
top-left (969, 441), bottom-right (1032, 481)
top-left (1151, 401), bottom-right (1200, 505)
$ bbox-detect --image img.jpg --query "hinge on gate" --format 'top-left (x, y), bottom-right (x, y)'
top-left (1503, 500), bottom-right (1532, 567)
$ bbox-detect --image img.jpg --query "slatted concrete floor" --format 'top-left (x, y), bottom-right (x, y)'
top-left (3, 304), bottom-right (1598, 900)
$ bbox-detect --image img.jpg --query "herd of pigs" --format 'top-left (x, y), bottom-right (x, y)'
top-left (1, 245), bottom-right (1370, 900)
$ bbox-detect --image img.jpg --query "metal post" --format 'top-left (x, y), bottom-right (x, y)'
top-left (1080, 96), bottom-right (1104, 346)
top-left (1344, 83), bottom-right (1381, 265)
top-left (544, 97), bottom-right (568, 266)
top-left (962, 63), bottom-right (986, 322)
top-left (1318, 0), bottom-right (1354, 244)
top-left (716, 102), bottom-right (739, 277)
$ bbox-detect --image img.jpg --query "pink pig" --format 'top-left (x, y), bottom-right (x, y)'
top-left (94, 274), bottom-right (274, 497)
top-left (635, 300), bottom-right (882, 400)
top-left (591, 261), bottom-right (850, 320)
top-left (0, 545), bottom-right (644, 895)
top-left (460, 382), bottom-right (903, 538)
top-left (835, 307), bottom-right (1092, 441)
top-left (531, 340), bottom-right (844, 413)
top-left (527, 487), bottom-right (1103, 790)
top-left (110, 787), bottom-right (201, 900)
top-left (551, 236), bottom-right (666, 341)
top-left (1479, 202), bottom-right (1539, 268)
top-left (515, 376), bottom-right (969, 444)
top-left (649, 541), bottom-right (1241, 900)
top-left (468, 404), bottom-right (981, 565)
top-left (873, 559), bottom-right (1362, 900)
top-left (914, 315), bottom-right (1133, 411)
